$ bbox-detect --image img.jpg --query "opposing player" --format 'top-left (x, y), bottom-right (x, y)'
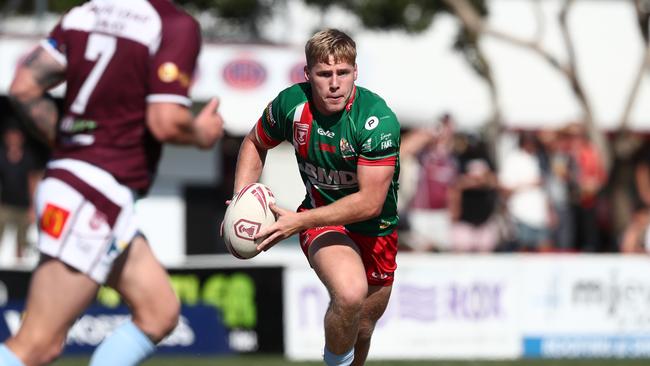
top-left (233, 29), bottom-right (400, 366)
top-left (0, 1), bottom-right (224, 365)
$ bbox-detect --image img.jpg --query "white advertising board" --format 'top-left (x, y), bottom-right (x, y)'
top-left (284, 255), bottom-right (521, 360)
top-left (284, 254), bottom-right (650, 360)
top-left (520, 255), bottom-right (650, 358)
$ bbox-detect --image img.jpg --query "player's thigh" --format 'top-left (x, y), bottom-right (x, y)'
top-left (107, 235), bottom-right (178, 323)
top-left (16, 257), bottom-right (99, 342)
top-left (308, 231), bottom-right (367, 299)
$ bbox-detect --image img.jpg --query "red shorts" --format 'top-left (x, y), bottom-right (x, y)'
top-left (299, 225), bottom-right (398, 287)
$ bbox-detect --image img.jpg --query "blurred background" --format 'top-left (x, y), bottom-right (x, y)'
top-left (1, 0), bottom-right (650, 364)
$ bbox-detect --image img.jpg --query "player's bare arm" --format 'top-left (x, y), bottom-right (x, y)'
top-left (233, 127), bottom-right (270, 193)
top-left (255, 163), bottom-right (395, 250)
top-left (9, 46), bottom-right (65, 146)
top-left (146, 97), bottom-right (224, 149)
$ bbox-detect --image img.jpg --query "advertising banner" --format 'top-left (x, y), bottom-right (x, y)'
top-left (284, 256), bottom-right (521, 360)
top-left (0, 266), bottom-right (284, 355)
top-left (520, 255), bottom-right (650, 358)
top-left (285, 254), bottom-right (650, 360)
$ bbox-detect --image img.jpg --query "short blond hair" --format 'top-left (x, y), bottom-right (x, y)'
top-left (305, 29), bottom-right (356, 68)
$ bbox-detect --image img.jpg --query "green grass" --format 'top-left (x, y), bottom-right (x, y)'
top-left (51, 355), bottom-right (650, 366)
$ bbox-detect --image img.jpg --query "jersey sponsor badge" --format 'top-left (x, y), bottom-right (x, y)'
top-left (265, 102), bottom-right (276, 126)
top-left (381, 140), bottom-right (393, 150)
top-left (41, 203), bottom-right (70, 239)
top-left (365, 116), bottom-right (379, 130)
top-left (294, 123), bottom-right (309, 146)
top-left (340, 138), bottom-right (356, 159)
top-left (371, 271), bottom-right (391, 280)
top-left (317, 128), bottom-right (335, 138)
top-left (158, 62), bottom-right (180, 83)
top-left (361, 138), bottom-right (373, 153)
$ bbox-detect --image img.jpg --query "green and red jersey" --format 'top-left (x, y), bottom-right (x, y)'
top-left (255, 83), bottom-right (400, 236)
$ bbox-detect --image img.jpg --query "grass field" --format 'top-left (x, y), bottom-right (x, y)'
top-left (50, 355), bottom-right (650, 366)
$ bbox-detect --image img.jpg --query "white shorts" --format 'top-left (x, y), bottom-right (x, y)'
top-left (35, 159), bottom-right (139, 283)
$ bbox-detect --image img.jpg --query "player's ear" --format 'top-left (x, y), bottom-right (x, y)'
top-left (353, 63), bottom-right (358, 81)
top-left (304, 65), bottom-right (310, 81)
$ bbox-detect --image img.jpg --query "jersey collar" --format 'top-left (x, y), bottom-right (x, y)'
top-left (345, 85), bottom-right (357, 112)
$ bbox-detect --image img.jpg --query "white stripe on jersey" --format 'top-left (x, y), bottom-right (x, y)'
top-left (291, 103), bottom-right (306, 151)
top-left (292, 103), bottom-right (305, 123)
top-left (61, 0), bottom-right (162, 55)
top-left (147, 94), bottom-right (192, 107)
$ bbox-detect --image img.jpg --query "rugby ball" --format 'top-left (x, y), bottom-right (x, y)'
top-left (222, 183), bottom-right (276, 259)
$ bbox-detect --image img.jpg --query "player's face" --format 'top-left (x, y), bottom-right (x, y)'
top-left (305, 55), bottom-right (357, 116)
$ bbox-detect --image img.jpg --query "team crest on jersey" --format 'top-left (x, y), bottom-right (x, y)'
top-left (294, 123), bottom-right (309, 146)
top-left (158, 62), bottom-right (179, 83)
top-left (365, 116), bottom-right (379, 130)
top-left (40, 203), bottom-right (70, 239)
top-left (340, 138), bottom-right (356, 159)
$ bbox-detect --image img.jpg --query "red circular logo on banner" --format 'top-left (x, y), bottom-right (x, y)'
top-left (222, 59), bottom-right (267, 89)
top-left (289, 62), bottom-right (306, 84)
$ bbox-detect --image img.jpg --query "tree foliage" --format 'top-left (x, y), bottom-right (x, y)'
top-left (0, 0), bottom-right (84, 14)
top-left (304, 0), bottom-right (486, 34)
top-left (176, 0), bottom-right (278, 41)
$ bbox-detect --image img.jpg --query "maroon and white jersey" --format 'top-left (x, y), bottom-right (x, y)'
top-left (41, 0), bottom-right (200, 195)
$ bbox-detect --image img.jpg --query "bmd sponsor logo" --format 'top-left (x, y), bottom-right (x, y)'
top-left (299, 162), bottom-right (358, 190)
top-left (223, 59), bottom-right (266, 89)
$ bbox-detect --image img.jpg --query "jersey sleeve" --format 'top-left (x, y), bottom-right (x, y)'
top-left (254, 89), bottom-right (296, 148)
top-left (147, 15), bottom-right (201, 107)
top-left (356, 104), bottom-right (400, 167)
top-left (40, 20), bottom-right (68, 67)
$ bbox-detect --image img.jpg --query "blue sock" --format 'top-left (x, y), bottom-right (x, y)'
top-left (323, 346), bottom-right (354, 366)
top-left (89, 320), bottom-right (156, 366)
top-left (0, 344), bottom-right (24, 366)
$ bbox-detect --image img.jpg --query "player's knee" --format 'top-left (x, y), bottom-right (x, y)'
top-left (21, 332), bottom-right (66, 365)
top-left (159, 297), bottom-right (181, 336)
top-left (332, 286), bottom-right (366, 314)
top-left (139, 296), bottom-right (180, 342)
top-left (39, 343), bottom-right (65, 365)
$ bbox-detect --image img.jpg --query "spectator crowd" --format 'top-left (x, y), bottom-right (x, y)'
top-left (2, 105), bottom-right (649, 258)
top-left (399, 113), bottom-right (650, 254)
